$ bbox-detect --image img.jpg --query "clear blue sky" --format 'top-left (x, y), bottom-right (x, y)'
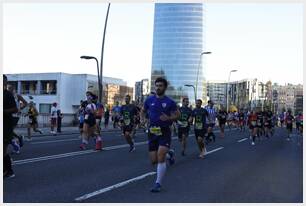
top-left (3, 3), bottom-right (303, 86)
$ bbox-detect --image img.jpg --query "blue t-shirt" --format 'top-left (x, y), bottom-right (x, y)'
top-left (144, 95), bottom-right (177, 128)
top-left (112, 106), bottom-right (121, 114)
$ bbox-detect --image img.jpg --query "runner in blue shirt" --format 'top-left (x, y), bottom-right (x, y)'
top-left (112, 102), bottom-right (121, 129)
top-left (141, 77), bottom-right (180, 193)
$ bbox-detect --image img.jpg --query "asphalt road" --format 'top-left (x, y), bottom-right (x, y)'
top-left (3, 126), bottom-right (303, 203)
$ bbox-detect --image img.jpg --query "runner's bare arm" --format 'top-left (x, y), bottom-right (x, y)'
top-left (18, 94), bottom-right (28, 110)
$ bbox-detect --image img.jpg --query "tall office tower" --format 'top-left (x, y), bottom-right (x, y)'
top-left (151, 3), bottom-right (205, 104)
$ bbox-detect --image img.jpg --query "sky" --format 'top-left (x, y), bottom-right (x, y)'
top-left (3, 3), bottom-right (303, 87)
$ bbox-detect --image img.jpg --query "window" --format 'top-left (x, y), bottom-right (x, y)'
top-left (39, 104), bottom-right (52, 114)
top-left (41, 80), bottom-right (57, 95)
top-left (7, 81), bottom-right (18, 91)
top-left (21, 81), bottom-right (37, 95)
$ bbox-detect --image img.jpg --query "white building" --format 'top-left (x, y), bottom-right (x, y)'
top-left (6, 72), bottom-right (128, 126)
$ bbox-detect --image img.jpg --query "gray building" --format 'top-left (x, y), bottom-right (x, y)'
top-left (151, 3), bottom-right (205, 104)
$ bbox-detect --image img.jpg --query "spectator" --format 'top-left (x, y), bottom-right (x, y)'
top-left (50, 102), bottom-right (58, 135)
top-left (57, 109), bottom-right (63, 133)
top-left (104, 107), bottom-right (110, 129)
top-left (3, 74), bottom-right (18, 178)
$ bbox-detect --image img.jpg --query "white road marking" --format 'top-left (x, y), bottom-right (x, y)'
top-left (206, 147), bottom-right (224, 154)
top-left (31, 138), bottom-right (79, 144)
top-left (30, 133), bottom-right (145, 144)
top-left (74, 172), bottom-right (156, 202)
top-left (237, 138), bottom-right (248, 143)
top-left (13, 150), bottom-right (96, 165)
top-left (14, 128), bottom-right (238, 165)
top-left (74, 145), bottom-right (225, 201)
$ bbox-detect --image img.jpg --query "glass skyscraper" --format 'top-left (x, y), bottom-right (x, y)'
top-left (151, 3), bottom-right (205, 104)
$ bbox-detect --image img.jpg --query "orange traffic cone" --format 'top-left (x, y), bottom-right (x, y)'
top-left (95, 136), bottom-right (102, 150)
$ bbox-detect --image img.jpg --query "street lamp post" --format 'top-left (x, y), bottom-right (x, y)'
top-left (184, 84), bottom-right (196, 104)
top-left (195, 51), bottom-right (211, 101)
top-left (100, 3), bottom-right (111, 105)
top-left (80, 56), bottom-right (102, 102)
top-left (226, 69), bottom-right (238, 113)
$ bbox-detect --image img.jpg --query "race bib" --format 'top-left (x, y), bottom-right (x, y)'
top-left (178, 120), bottom-right (188, 128)
top-left (195, 122), bottom-right (203, 130)
top-left (150, 127), bottom-right (162, 136)
top-left (287, 120), bottom-right (292, 124)
top-left (257, 120), bottom-right (261, 126)
top-left (265, 122), bottom-right (269, 126)
top-left (85, 114), bottom-right (89, 120)
top-left (124, 118), bottom-right (131, 126)
top-left (251, 121), bottom-right (256, 126)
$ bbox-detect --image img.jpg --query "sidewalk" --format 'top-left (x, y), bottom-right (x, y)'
top-left (14, 126), bottom-right (123, 137)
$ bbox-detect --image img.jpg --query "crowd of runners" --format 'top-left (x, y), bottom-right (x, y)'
top-left (3, 75), bottom-right (303, 192)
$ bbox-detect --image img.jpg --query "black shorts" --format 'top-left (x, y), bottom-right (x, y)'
top-left (218, 120), bottom-right (226, 126)
top-left (84, 115), bottom-right (96, 127)
top-left (29, 117), bottom-right (38, 126)
top-left (178, 127), bottom-right (190, 139)
top-left (123, 124), bottom-right (134, 133)
top-left (79, 122), bottom-right (84, 129)
top-left (207, 123), bottom-right (215, 128)
top-left (264, 121), bottom-right (272, 129)
top-left (249, 122), bottom-right (257, 130)
top-left (194, 129), bottom-right (206, 138)
top-left (296, 122), bottom-right (301, 129)
top-left (148, 127), bottom-right (171, 151)
top-left (287, 124), bottom-right (293, 131)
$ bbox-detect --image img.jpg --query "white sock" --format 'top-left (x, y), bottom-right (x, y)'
top-left (156, 162), bottom-right (167, 185)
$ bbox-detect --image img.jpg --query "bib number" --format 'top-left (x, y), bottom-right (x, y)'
top-left (85, 114), bottom-right (89, 120)
top-left (195, 122), bottom-right (203, 130)
top-left (178, 120), bottom-right (188, 128)
top-left (251, 121), bottom-right (256, 126)
top-left (150, 127), bottom-right (162, 136)
top-left (124, 118), bottom-right (131, 126)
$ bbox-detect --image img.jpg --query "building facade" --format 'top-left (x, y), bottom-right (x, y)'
top-left (6, 73), bottom-right (133, 126)
top-left (151, 3), bottom-right (205, 104)
top-left (206, 81), bottom-right (227, 109)
top-left (272, 83), bottom-right (303, 115)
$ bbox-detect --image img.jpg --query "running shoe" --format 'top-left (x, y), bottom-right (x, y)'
top-left (4, 171), bottom-right (15, 179)
top-left (150, 183), bottom-right (161, 193)
top-left (129, 145), bottom-right (136, 152)
top-left (251, 142), bottom-right (255, 145)
top-left (80, 143), bottom-right (86, 150)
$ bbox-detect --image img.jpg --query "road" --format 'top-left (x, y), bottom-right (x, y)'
top-left (3, 126), bottom-right (303, 203)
